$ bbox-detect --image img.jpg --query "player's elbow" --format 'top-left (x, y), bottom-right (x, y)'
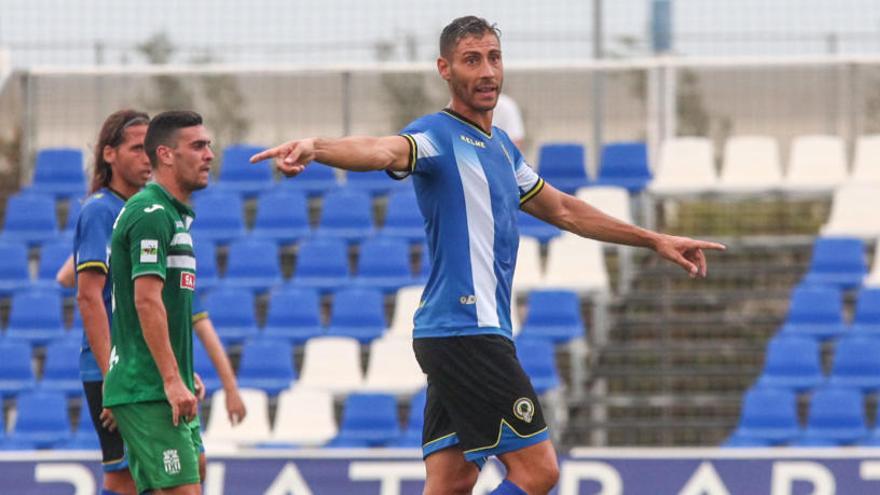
top-left (133, 290), bottom-right (162, 316)
top-left (75, 287), bottom-right (102, 310)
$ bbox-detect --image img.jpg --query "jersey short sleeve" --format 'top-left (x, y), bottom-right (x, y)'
top-left (127, 209), bottom-right (172, 281)
top-left (191, 291), bottom-right (208, 324)
top-left (76, 202), bottom-right (115, 273)
top-left (389, 116), bottom-right (444, 180)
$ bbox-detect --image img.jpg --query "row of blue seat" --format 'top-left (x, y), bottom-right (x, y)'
top-left (774, 286), bottom-right (880, 341)
top-left (27, 142), bottom-right (653, 201)
top-left (801, 237), bottom-right (874, 292)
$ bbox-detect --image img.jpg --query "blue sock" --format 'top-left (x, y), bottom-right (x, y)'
top-left (490, 479), bottom-right (528, 495)
top-left (101, 490), bottom-right (124, 495)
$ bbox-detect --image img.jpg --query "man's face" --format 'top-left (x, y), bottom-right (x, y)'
top-left (168, 125), bottom-right (213, 192)
top-left (106, 124), bottom-right (151, 189)
top-left (439, 33), bottom-right (503, 113)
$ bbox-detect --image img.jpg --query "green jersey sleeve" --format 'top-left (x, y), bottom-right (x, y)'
top-left (127, 207), bottom-right (173, 281)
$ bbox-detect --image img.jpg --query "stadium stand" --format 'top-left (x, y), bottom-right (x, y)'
top-left (297, 336), bottom-right (364, 394)
top-left (9, 390), bottom-right (71, 449)
top-left (381, 189), bottom-right (426, 242)
top-left (827, 335), bottom-right (880, 392)
top-left (5, 289), bottom-right (66, 346)
top-left (193, 241), bottom-right (219, 292)
top-left (203, 287), bottom-right (259, 345)
top-left (717, 136), bottom-right (784, 194)
top-left (519, 290), bottom-right (585, 343)
top-left (269, 387), bottom-right (337, 447)
top-left (0, 340), bottom-right (36, 398)
top-left (756, 335), bottom-right (823, 392)
top-left (782, 135), bottom-right (848, 192)
top-left (290, 237), bottom-right (351, 292)
top-left (778, 284), bottom-right (847, 341)
top-left (543, 234), bottom-right (609, 293)
top-left (801, 236), bottom-right (867, 290)
top-left (193, 338), bottom-right (222, 395)
top-left (518, 209), bottom-right (561, 244)
top-left (33, 239), bottom-right (72, 293)
top-left (536, 142), bottom-right (591, 193)
top-left (62, 403), bottom-right (100, 450)
top-left (221, 237), bottom-right (283, 293)
top-left (38, 339), bottom-right (82, 397)
top-left (361, 337), bottom-right (426, 395)
top-left (27, 148), bottom-right (85, 199)
top-left (851, 288), bottom-right (880, 334)
top-left (250, 189), bottom-right (311, 245)
top-left (851, 135), bottom-right (880, 184)
top-left (326, 287), bottom-right (387, 343)
top-left (515, 338), bottom-right (561, 394)
top-left (594, 141), bottom-right (652, 193)
top-left (216, 144), bottom-right (272, 198)
top-left (725, 386), bottom-right (799, 446)
top-left (345, 170), bottom-right (403, 196)
top-left (235, 338), bottom-right (296, 396)
top-left (392, 388), bottom-right (426, 447)
top-left (797, 385), bottom-right (867, 446)
top-left (387, 285), bottom-right (423, 338)
top-left (867, 242), bottom-right (880, 287)
top-left (262, 286), bottom-right (325, 345)
top-left (328, 393), bottom-right (400, 447)
top-left (648, 137), bottom-right (717, 195)
top-left (575, 186), bottom-right (634, 225)
top-left (276, 161), bottom-right (339, 197)
top-left (0, 242), bottom-right (32, 296)
top-left (190, 191), bottom-right (246, 245)
top-left (353, 236), bottom-right (418, 292)
top-left (0, 193), bottom-right (59, 247)
top-left (819, 184), bottom-right (880, 238)
top-left (512, 236), bottom-right (543, 295)
top-left (205, 389), bottom-right (272, 449)
top-left (316, 188), bottom-right (375, 242)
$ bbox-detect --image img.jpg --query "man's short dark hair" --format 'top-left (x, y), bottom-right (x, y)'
top-left (145, 110), bottom-right (203, 167)
top-left (439, 16), bottom-right (501, 58)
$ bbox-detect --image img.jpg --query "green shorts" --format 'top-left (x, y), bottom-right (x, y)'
top-left (112, 401), bottom-right (203, 493)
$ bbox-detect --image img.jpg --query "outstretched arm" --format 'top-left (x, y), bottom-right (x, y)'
top-left (250, 136), bottom-right (412, 177)
top-left (522, 183), bottom-right (725, 277)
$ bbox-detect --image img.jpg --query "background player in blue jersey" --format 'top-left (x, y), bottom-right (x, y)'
top-left (253, 16), bottom-right (725, 495)
top-left (57, 109), bottom-right (246, 495)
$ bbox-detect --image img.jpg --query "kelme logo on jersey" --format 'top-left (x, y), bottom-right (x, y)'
top-left (513, 398), bottom-right (535, 423)
top-left (460, 134), bottom-right (486, 148)
top-left (180, 272), bottom-right (196, 291)
top-left (459, 295), bottom-right (476, 305)
top-left (140, 240), bottom-right (158, 263)
top-left (163, 449), bottom-right (181, 475)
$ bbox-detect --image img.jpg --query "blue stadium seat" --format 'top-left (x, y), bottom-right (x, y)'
top-left (353, 237), bottom-right (417, 292)
top-left (392, 388), bottom-right (426, 447)
top-left (828, 336), bottom-right (880, 392)
top-left (191, 192), bottom-right (245, 245)
top-left (515, 339), bottom-right (560, 394)
top-left (250, 190), bottom-right (311, 245)
top-left (326, 288), bottom-right (386, 344)
top-left (0, 242), bottom-right (33, 296)
top-left (537, 143), bottom-right (590, 194)
top-left (290, 237), bottom-right (350, 292)
top-left (520, 290), bottom-right (585, 343)
top-left (757, 335), bottom-right (823, 392)
top-left (277, 161), bottom-right (340, 198)
top-left (194, 242), bottom-right (219, 292)
top-left (30, 148), bottom-right (86, 199)
top-left (316, 188), bottom-right (375, 242)
top-left (216, 144), bottom-right (273, 198)
top-left (63, 198), bottom-right (82, 236)
top-left (0, 193), bottom-right (59, 247)
top-left (802, 237), bottom-right (867, 290)
top-left (381, 189), bottom-right (425, 242)
top-left (345, 170), bottom-right (403, 196)
top-left (726, 386), bottom-right (800, 446)
top-left (595, 141), bottom-right (652, 193)
top-left (328, 393), bottom-right (400, 447)
top-left (262, 287), bottom-right (324, 345)
top-left (33, 240), bottom-right (72, 294)
top-left (0, 341), bottom-right (36, 398)
top-left (5, 289), bottom-right (66, 346)
top-left (851, 288), bottom-right (880, 335)
top-left (9, 390), bottom-right (71, 448)
top-left (38, 340), bottom-right (81, 396)
top-left (798, 386), bottom-right (868, 446)
top-left (518, 210), bottom-right (560, 244)
top-left (60, 402), bottom-right (100, 450)
top-left (779, 285), bottom-right (846, 341)
top-left (204, 288), bottom-right (258, 345)
top-left (236, 338), bottom-right (296, 396)
top-left (221, 237), bottom-right (283, 293)
top-left (193, 338), bottom-right (221, 395)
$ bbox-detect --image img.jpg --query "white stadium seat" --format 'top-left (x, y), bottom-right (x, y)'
top-left (271, 387), bottom-right (337, 446)
top-left (783, 135), bottom-right (848, 192)
top-left (648, 137), bottom-right (717, 195)
top-left (820, 184), bottom-right (880, 238)
top-left (576, 186), bottom-right (634, 224)
top-left (717, 136), bottom-right (784, 193)
top-left (297, 336), bottom-right (364, 394)
top-left (361, 337), bottom-right (427, 395)
top-left (543, 234), bottom-right (609, 294)
top-left (513, 236), bottom-right (543, 295)
top-left (851, 135), bottom-right (880, 184)
top-left (387, 285), bottom-right (423, 338)
top-left (204, 389), bottom-right (272, 448)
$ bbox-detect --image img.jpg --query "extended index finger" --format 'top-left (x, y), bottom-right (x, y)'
top-left (249, 145), bottom-right (287, 164)
top-left (691, 240), bottom-right (726, 251)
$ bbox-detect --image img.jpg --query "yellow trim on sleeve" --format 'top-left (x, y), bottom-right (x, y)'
top-left (191, 311), bottom-right (209, 324)
top-left (519, 178), bottom-right (546, 206)
top-left (403, 134), bottom-right (418, 172)
top-left (76, 261), bottom-right (108, 274)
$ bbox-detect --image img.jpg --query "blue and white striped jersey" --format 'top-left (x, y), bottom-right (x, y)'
top-left (395, 109), bottom-right (545, 340)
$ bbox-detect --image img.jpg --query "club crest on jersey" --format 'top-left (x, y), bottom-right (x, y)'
top-left (513, 398), bottom-right (535, 423)
top-left (140, 240), bottom-right (158, 263)
top-left (460, 134), bottom-right (486, 148)
top-left (180, 272), bottom-right (196, 291)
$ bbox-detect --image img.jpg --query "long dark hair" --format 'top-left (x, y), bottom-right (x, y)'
top-left (90, 109), bottom-right (149, 194)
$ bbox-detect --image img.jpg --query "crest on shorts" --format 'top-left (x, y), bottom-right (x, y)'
top-left (163, 449), bottom-right (181, 475)
top-left (513, 397), bottom-right (535, 423)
